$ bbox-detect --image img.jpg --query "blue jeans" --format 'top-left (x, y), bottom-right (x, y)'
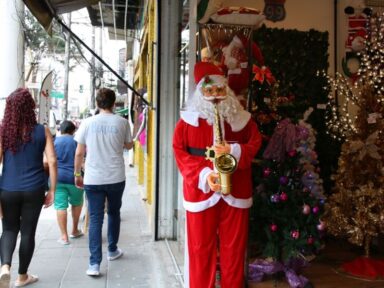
top-left (84, 181), bottom-right (125, 265)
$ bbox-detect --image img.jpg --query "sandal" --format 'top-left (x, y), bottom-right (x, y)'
top-left (14, 274), bottom-right (38, 287)
top-left (57, 239), bottom-right (70, 245)
top-left (69, 230), bottom-right (84, 239)
top-left (0, 271), bottom-right (10, 286)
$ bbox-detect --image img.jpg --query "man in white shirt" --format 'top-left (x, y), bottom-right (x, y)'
top-left (74, 88), bottom-right (133, 276)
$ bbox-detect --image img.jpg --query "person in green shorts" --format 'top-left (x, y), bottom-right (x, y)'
top-left (54, 120), bottom-right (84, 245)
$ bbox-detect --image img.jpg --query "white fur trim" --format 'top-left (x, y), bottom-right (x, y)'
top-left (232, 35), bottom-right (243, 47)
top-left (180, 110), bottom-right (200, 127)
top-left (197, 74), bottom-right (227, 88)
top-left (222, 194), bottom-right (253, 209)
top-left (199, 167), bottom-right (214, 193)
top-left (183, 193), bottom-right (252, 212)
top-left (183, 193), bottom-right (221, 212)
top-left (228, 68), bottom-right (241, 75)
top-left (180, 110), bottom-right (250, 133)
top-left (225, 57), bottom-right (238, 70)
top-left (240, 62), bottom-right (248, 68)
top-left (230, 143), bottom-right (241, 162)
top-left (230, 110), bottom-right (251, 132)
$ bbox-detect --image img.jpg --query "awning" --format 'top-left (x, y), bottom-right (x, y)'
top-left (22, 0), bottom-right (150, 108)
top-left (23, 0), bottom-right (99, 34)
top-left (87, 0), bottom-right (142, 30)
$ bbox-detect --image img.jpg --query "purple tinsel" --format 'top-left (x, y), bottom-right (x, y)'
top-left (249, 258), bottom-right (309, 288)
top-left (263, 118), bottom-right (311, 162)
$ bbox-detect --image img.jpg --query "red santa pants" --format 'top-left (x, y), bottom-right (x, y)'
top-left (186, 199), bottom-right (249, 288)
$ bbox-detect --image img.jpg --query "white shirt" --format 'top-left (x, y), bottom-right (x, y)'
top-left (74, 113), bottom-right (132, 185)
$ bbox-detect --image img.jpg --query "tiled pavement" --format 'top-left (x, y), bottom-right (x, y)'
top-left (1, 161), bottom-right (183, 288)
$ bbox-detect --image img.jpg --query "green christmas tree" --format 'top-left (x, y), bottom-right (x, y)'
top-left (249, 114), bottom-right (325, 287)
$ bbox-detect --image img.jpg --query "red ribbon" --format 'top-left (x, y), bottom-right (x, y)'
top-left (252, 65), bottom-right (275, 85)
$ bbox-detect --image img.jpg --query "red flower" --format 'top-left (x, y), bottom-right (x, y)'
top-left (252, 65), bottom-right (275, 85)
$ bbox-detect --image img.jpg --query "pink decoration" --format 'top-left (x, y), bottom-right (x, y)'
top-left (263, 118), bottom-right (297, 162)
top-left (263, 167), bottom-right (272, 177)
top-left (280, 192), bottom-right (288, 201)
top-left (291, 230), bottom-right (300, 240)
top-left (270, 194), bottom-right (280, 203)
top-left (317, 221), bottom-right (326, 231)
top-left (307, 236), bottom-right (314, 245)
top-left (287, 150), bottom-right (297, 157)
top-left (302, 204), bottom-right (311, 215)
top-left (270, 224), bottom-right (278, 232)
top-left (312, 206), bottom-right (320, 214)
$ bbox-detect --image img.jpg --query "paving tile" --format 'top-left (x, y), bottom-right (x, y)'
top-left (0, 159), bottom-right (183, 288)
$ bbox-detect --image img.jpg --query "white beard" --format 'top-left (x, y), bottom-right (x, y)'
top-left (185, 87), bottom-right (245, 126)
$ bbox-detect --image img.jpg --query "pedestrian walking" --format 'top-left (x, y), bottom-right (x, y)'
top-left (54, 120), bottom-right (84, 245)
top-left (74, 88), bottom-right (133, 276)
top-left (0, 88), bottom-right (57, 287)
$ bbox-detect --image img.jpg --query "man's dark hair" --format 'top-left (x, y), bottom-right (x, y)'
top-left (96, 88), bottom-right (116, 110)
top-left (60, 120), bottom-right (76, 135)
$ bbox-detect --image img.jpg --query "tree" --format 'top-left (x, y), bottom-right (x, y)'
top-left (323, 12), bottom-right (384, 279)
top-left (21, 9), bottom-right (90, 85)
top-left (249, 114), bottom-right (324, 288)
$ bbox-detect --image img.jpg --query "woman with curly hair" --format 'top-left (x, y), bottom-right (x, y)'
top-left (0, 88), bottom-right (57, 287)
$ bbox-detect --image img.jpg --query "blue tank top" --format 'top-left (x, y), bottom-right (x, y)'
top-left (1, 124), bottom-right (46, 191)
top-left (54, 135), bottom-right (77, 185)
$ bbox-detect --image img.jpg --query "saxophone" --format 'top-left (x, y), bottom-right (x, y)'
top-left (207, 102), bottom-right (238, 195)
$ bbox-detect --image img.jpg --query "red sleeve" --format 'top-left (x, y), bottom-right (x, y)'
top-left (172, 120), bottom-right (212, 191)
top-left (237, 120), bottom-right (262, 170)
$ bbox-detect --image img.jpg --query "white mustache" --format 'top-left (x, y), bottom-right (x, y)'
top-left (202, 95), bottom-right (227, 101)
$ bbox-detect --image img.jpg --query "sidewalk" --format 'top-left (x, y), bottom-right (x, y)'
top-left (2, 161), bottom-right (183, 288)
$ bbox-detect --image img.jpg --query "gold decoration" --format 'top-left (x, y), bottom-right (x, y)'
top-left (323, 12), bottom-right (384, 256)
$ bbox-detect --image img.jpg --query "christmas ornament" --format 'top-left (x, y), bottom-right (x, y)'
top-left (279, 176), bottom-right (288, 185)
top-left (302, 204), bottom-right (311, 215)
top-left (279, 192), bottom-right (288, 201)
top-left (307, 236), bottom-right (314, 245)
top-left (317, 221), bottom-right (326, 231)
top-left (270, 194), bottom-right (280, 203)
top-left (263, 167), bottom-right (272, 177)
top-left (312, 206), bottom-right (320, 214)
top-left (287, 150), bottom-right (297, 157)
top-left (291, 230), bottom-right (300, 240)
top-left (270, 224), bottom-right (278, 232)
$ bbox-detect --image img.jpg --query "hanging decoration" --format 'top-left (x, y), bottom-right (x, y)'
top-left (263, 0), bottom-right (286, 22)
top-left (341, 6), bottom-right (372, 82)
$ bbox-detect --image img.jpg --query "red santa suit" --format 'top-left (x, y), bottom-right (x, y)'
top-left (173, 62), bottom-right (262, 288)
top-left (222, 35), bottom-right (264, 107)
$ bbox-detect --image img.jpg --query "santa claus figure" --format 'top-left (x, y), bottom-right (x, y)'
top-left (173, 62), bottom-right (262, 288)
top-left (222, 35), bottom-right (264, 106)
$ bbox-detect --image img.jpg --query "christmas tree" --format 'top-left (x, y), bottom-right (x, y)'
top-left (323, 12), bottom-right (384, 279)
top-left (249, 111), bottom-right (325, 287)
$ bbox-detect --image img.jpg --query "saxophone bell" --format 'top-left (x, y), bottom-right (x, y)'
top-left (215, 153), bottom-right (237, 195)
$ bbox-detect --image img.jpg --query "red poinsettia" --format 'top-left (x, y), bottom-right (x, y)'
top-left (252, 65), bottom-right (275, 85)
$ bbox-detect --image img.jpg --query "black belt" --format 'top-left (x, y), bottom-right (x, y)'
top-left (187, 147), bottom-right (215, 158)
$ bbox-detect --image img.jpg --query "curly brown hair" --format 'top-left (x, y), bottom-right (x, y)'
top-left (1, 88), bottom-right (37, 154)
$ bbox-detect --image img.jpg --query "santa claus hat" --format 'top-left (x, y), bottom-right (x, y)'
top-left (194, 61), bottom-right (225, 85)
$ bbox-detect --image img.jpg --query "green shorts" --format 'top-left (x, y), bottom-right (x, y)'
top-left (54, 183), bottom-right (84, 210)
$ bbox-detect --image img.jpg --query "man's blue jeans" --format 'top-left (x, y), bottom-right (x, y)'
top-left (84, 181), bottom-right (125, 265)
